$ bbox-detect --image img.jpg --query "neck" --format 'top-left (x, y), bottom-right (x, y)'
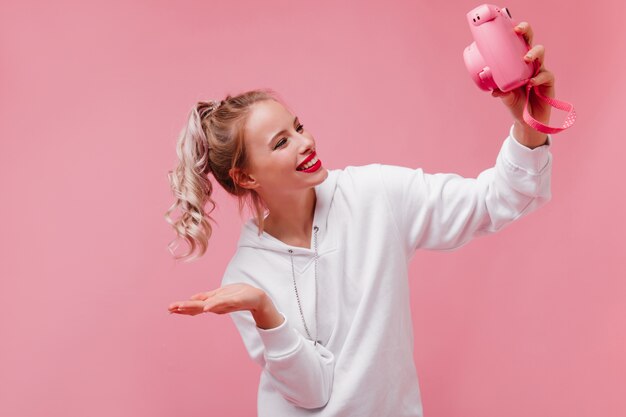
top-left (261, 187), bottom-right (317, 242)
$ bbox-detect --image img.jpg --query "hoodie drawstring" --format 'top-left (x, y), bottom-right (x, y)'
top-left (288, 225), bottom-right (320, 346)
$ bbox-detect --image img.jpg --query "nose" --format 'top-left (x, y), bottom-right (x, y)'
top-left (297, 133), bottom-right (315, 154)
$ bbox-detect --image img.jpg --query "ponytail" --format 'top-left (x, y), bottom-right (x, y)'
top-left (164, 102), bottom-right (218, 262)
top-left (164, 88), bottom-right (283, 262)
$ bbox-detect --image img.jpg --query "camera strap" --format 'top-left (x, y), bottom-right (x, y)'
top-left (522, 64), bottom-right (577, 134)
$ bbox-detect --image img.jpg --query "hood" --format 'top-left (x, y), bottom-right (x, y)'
top-left (237, 169), bottom-right (340, 257)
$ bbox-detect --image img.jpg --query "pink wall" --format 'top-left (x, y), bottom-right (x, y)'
top-left (1, 0), bottom-right (623, 416)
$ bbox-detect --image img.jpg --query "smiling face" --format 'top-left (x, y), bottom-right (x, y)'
top-left (235, 99), bottom-right (328, 194)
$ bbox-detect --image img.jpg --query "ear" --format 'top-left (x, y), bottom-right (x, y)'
top-left (229, 167), bottom-right (259, 190)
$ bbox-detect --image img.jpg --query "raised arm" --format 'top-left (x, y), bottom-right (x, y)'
top-left (380, 124), bottom-right (552, 259)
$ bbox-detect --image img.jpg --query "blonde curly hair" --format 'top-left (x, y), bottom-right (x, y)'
top-left (164, 88), bottom-right (287, 262)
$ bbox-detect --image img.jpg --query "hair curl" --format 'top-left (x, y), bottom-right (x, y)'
top-left (164, 88), bottom-right (287, 262)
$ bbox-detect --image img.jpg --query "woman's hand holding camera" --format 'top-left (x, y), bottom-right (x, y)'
top-left (492, 21), bottom-right (554, 147)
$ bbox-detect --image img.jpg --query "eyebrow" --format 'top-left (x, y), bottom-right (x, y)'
top-left (268, 116), bottom-right (299, 147)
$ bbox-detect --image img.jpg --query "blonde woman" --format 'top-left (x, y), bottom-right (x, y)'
top-left (166, 22), bottom-right (553, 417)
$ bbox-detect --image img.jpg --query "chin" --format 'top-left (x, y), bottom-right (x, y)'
top-left (317, 167), bottom-right (329, 182)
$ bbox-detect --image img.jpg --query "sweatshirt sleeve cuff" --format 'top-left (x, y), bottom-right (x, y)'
top-left (256, 311), bottom-right (301, 357)
top-left (505, 123), bottom-right (552, 174)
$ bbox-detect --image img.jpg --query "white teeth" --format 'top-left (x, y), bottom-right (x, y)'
top-left (298, 156), bottom-right (318, 170)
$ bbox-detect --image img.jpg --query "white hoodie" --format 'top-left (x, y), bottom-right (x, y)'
top-left (221, 124), bottom-right (553, 417)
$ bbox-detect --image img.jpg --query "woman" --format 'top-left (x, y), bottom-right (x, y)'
top-left (165, 22), bottom-right (553, 417)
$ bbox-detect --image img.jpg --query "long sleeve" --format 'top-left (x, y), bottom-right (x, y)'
top-left (379, 124), bottom-right (553, 259)
top-left (228, 308), bottom-right (335, 409)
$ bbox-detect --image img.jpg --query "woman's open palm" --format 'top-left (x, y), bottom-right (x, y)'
top-left (168, 283), bottom-right (265, 316)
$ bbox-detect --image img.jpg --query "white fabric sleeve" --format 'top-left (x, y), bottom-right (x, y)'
top-left (379, 124), bottom-right (553, 258)
top-left (228, 308), bottom-right (335, 409)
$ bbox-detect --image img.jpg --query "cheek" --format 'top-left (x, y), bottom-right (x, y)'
top-left (255, 156), bottom-right (294, 177)
top-left (277, 154), bottom-right (296, 171)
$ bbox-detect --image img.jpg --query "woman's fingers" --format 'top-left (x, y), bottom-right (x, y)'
top-left (189, 288), bottom-right (220, 301)
top-left (168, 288), bottom-right (223, 314)
top-left (524, 44), bottom-right (545, 68)
top-left (189, 293), bottom-right (205, 300)
top-left (203, 302), bottom-right (218, 313)
top-left (169, 300), bottom-right (206, 316)
top-left (515, 22), bottom-right (545, 70)
top-left (491, 88), bottom-right (508, 97)
top-left (170, 283), bottom-right (265, 316)
top-left (179, 300), bottom-right (204, 309)
top-left (202, 300), bottom-right (234, 314)
top-left (529, 69), bottom-right (555, 89)
top-left (514, 21), bottom-right (533, 46)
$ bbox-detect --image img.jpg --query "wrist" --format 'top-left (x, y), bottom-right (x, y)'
top-left (512, 120), bottom-right (549, 149)
top-left (251, 294), bottom-right (284, 330)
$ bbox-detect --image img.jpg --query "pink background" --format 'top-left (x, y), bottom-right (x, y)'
top-left (1, 0), bottom-right (624, 416)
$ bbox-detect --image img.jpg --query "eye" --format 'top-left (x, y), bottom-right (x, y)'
top-left (274, 124), bottom-right (305, 149)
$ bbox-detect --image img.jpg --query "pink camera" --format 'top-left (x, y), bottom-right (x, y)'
top-left (463, 4), bottom-right (576, 134)
top-left (463, 5), bottom-right (536, 93)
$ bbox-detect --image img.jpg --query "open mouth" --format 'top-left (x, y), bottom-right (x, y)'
top-left (296, 152), bottom-right (320, 171)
